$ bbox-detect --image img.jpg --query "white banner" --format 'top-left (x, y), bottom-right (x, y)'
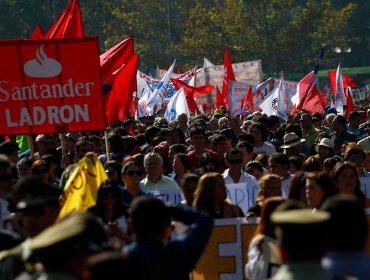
top-left (145, 189), bottom-right (185, 205)
top-left (226, 183), bottom-right (259, 214)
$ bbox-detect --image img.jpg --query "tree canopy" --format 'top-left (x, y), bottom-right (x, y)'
top-left (0, 0), bottom-right (365, 75)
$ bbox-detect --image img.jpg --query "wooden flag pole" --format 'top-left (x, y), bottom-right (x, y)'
top-left (104, 130), bottom-right (110, 162)
top-left (27, 135), bottom-right (34, 157)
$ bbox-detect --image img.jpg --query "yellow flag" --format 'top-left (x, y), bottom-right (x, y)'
top-left (58, 155), bottom-right (108, 220)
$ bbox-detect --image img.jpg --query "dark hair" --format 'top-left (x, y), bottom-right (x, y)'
top-left (237, 133), bottom-right (255, 146)
top-left (220, 128), bottom-right (237, 144)
top-left (268, 153), bottom-right (289, 167)
top-left (306, 172), bottom-right (337, 207)
top-left (331, 162), bottom-right (365, 207)
top-left (287, 171), bottom-right (307, 203)
top-left (121, 161), bottom-right (140, 175)
top-left (180, 173), bottom-right (199, 189)
top-left (348, 111), bottom-right (361, 121)
top-left (174, 153), bottom-right (193, 173)
top-left (210, 134), bottom-right (227, 147)
top-left (144, 126), bottom-right (161, 144)
top-left (169, 127), bottom-right (187, 145)
top-left (254, 197), bottom-right (285, 238)
top-left (285, 123), bottom-right (303, 138)
top-left (251, 122), bottom-right (269, 142)
top-left (334, 115), bottom-right (347, 128)
top-left (321, 195), bottom-right (368, 251)
top-left (255, 154), bottom-right (269, 168)
top-left (267, 115), bottom-right (280, 130)
top-left (189, 126), bottom-right (206, 138)
top-left (245, 160), bottom-right (264, 173)
top-left (302, 156), bottom-right (323, 172)
top-left (129, 197), bottom-right (170, 240)
top-left (225, 148), bottom-right (243, 161)
top-left (289, 156), bottom-right (304, 171)
top-left (236, 141), bottom-right (253, 153)
top-left (343, 143), bottom-right (366, 162)
top-left (104, 160), bottom-right (123, 185)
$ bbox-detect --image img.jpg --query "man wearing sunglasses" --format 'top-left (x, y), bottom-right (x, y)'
top-left (222, 148), bottom-right (259, 213)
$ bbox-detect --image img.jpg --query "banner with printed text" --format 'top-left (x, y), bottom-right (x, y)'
top-left (0, 37), bottom-right (106, 135)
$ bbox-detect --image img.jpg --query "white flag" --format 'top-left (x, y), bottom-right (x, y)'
top-left (257, 73), bottom-right (286, 119)
top-left (146, 59), bottom-right (176, 115)
top-left (334, 63), bottom-right (344, 115)
top-left (203, 57), bottom-right (214, 68)
top-left (164, 88), bottom-right (190, 122)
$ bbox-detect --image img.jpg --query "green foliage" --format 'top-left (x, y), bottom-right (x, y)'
top-left (0, 0), bottom-right (361, 75)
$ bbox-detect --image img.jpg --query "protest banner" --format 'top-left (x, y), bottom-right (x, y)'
top-left (192, 216), bottom-right (370, 280)
top-left (145, 189), bottom-right (185, 205)
top-left (225, 183), bottom-right (259, 213)
top-left (0, 37), bottom-right (106, 135)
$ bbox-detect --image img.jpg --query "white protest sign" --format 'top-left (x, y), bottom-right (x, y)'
top-left (145, 189), bottom-right (185, 205)
top-left (225, 183), bottom-right (259, 214)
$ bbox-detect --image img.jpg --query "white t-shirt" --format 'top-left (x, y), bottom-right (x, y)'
top-left (253, 142), bottom-right (276, 155)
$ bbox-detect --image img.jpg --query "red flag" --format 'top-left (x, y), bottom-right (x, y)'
top-left (215, 86), bottom-right (226, 109)
top-left (293, 84), bottom-right (324, 114)
top-left (171, 78), bottom-right (213, 114)
top-left (103, 54), bottom-right (139, 124)
top-left (30, 25), bottom-right (44, 39)
top-left (345, 88), bottom-right (354, 120)
top-left (321, 88), bottom-right (328, 107)
top-left (292, 71), bottom-right (315, 108)
top-left (45, 0), bottom-right (84, 38)
top-left (222, 47), bottom-right (236, 108)
top-left (100, 36), bottom-right (134, 85)
top-left (242, 86), bottom-right (254, 115)
top-left (328, 71), bottom-right (358, 94)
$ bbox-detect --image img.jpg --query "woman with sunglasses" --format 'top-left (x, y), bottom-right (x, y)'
top-left (121, 161), bottom-right (146, 206)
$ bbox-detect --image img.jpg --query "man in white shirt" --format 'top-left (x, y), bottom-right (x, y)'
top-left (222, 148), bottom-right (259, 212)
top-left (140, 152), bottom-right (179, 192)
top-left (268, 153), bottom-right (292, 198)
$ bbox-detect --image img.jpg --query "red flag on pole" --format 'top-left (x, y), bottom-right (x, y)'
top-left (103, 54), bottom-right (139, 124)
top-left (292, 84), bottom-right (324, 114)
top-left (215, 86), bottom-right (226, 109)
top-left (100, 36), bottom-right (134, 85)
top-left (242, 86), bottom-right (254, 115)
top-left (345, 88), bottom-right (355, 120)
top-left (30, 25), bottom-right (44, 39)
top-left (328, 70), bottom-right (358, 94)
top-left (171, 78), bottom-right (214, 114)
top-left (45, 0), bottom-right (85, 38)
top-left (222, 47), bottom-right (235, 108)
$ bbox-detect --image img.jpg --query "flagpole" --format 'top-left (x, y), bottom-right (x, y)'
top-left (104, 130), bottom-right (110, 162)
top-left (27, 135), bottom-right (34, 157)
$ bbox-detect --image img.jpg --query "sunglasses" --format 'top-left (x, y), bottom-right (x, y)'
top-left (19, 206), bottom-right (46, 217)
top-left (126, 170), bottom-right (143, 176)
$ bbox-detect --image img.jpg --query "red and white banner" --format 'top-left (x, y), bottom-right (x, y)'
top-left (0, 37), bottom-right (106, 135)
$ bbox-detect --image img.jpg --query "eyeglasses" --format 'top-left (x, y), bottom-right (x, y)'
top-left (228, 159), bottom-right (242, 165)
top-left (19, 206), bottom-right (46, 217)
top-left (126, 170), bottom-right (143, 176)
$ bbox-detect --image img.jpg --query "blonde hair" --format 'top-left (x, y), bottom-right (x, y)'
top-left (256, 174), bottom-right (282, 203)
top-left (193, 172), bottom-right (223, 212)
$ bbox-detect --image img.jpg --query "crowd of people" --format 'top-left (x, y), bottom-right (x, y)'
top-left (0, 106), bottom-right (369, 279)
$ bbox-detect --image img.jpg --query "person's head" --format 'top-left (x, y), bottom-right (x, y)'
top-left (299, 113), bottom-right (313, 130)
top-left (193, 172), bottom-right (226, 212)
top-left (289, 156), bottom-right (304, 174)
top-left (199, 152), bottom-right (219, 172)
top-left (331, 162), bottom-right (364, 204)
top-left (281, 133), bottom-right (304, 157)
top-left (255, 154), bottom-right (269, 169)
top-left (302, 156), bottom-right (323, 172)
top-left (268, 153), bottom-right (289, 178)
top-left (236, 141), bottom-right (254, 167)
top-left (94, 183), bottom-right (122, 212)
top-left (210, 134), bottom-right (227, 155)
top-left (267, 115), bottom-right (280, 132)
top-left (321, 195), bottom-right (368, 251)
top-left (218, 117), bottom-right (228, 130)
top-left (220, 128), bottom-right (237, 150)
top-left (287, 171), bottom-right (307, 205)
top-left (316, 138), bottom-right (335, 160)
top-left (305, 172), bottom-right (336, 209)
top-left (332, 115), bottom-right (347, 132)
top-left (256, 174), bottom-right (282, 203)
top-left (172, 153), bottom-right (192, 176)
top-left (325, 113), bottom-right (337, 129)
top-left (241, 120), bottom-right (253, 132)
top-left (169, 127), bottom-right (186, 145)
top-left (177, 113), bottom-right (188, 128)
top-left (323, 157), bottom-right (341, 175)
top-left (245, 160), bottom-right (264, 181)
top-left (31, 159), bottom-right (50, 182)
top-left (168, 144), bottom-right (188, 164)
top-left (13, 175), bottom-right (61, 237)
top-left (250, 122), bottom-right (269, 144)
top-left (348, 111), bottom-right (361, 129)
top-left (180, 173), bottom-right (199, 206)
top-left (225, 148), bottom-right (243, 173)
top-left (143, 153), bottom-right (163, 179)
top-left (129, 197), bottom-right (171, 242)
top-left (343, 143), bottom-right (366, 169)
top-left (17, 157), bottom-right (34, 177)
top-left (104, 160), bottom-right (123, 185)
top-left (189, 126), bottom-right (206, 150)
top-left (0, 141), bottom-right (19, 164)
top-left (144, 126), bottom-right (162, 146)
top-left (271, 208), bottom-right (330, 262)
top-left (121, 161), bottom-right (144, 189)
top-left (255, 197), bottom-right (285, 238)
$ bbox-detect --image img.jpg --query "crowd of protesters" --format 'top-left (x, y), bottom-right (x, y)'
top-left (0, 106), bottom-right (369, 279)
